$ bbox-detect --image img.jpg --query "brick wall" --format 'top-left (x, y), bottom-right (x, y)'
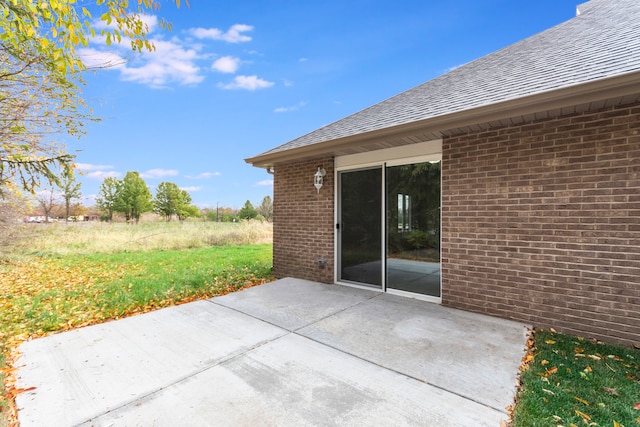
top-left (273, 157), bottom-right (335, 283)
top-left (442, 103), bottom-right (640, 346)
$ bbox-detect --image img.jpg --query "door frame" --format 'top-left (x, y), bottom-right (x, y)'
top-left (334, 140), bottom-right (443, 302)
top-left (336, 165), bottom-right (386, 290)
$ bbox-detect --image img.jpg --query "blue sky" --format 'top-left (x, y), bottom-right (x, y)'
top-left (69, 0), bottom-right (581, 209)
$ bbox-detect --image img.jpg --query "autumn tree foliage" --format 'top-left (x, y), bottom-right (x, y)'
top-left (0, 0), bottom-right (182, 196)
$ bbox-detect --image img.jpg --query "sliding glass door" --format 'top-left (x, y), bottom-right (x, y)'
top-left (338, 167), bottom-right (383, 288)
top-left (337, 160), bottom-right (441, 299)
top-left (386, 161), bottom-right (441, 297)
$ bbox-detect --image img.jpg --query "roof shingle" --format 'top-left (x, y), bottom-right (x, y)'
top-left (253, 0), bottom-right (640, 159)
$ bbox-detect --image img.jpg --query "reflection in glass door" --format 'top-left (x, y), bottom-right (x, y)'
top-left (386, 161), bottom-right (441, 297)
top-left (338, 167), bottom-right (382, 287)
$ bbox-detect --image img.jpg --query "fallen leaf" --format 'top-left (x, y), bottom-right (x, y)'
top-left (634, 402), bottom-right (640, 410)
top-left (544, 366), bottom-right (559, 377)
top-left (542, 388), bottom-right (556, 395)
top-left (546, 339), bottom-right (557, 345)
top-left (541, 359), bottom-right (549, 365)
top-left (603, 387), bottom-right (619, 396)
top-left (613, 421), bottom-right (621, 427)
top-left (574, 409), bottom-right (591, 422)
top-left (574, 396), bottom-right (589, 406)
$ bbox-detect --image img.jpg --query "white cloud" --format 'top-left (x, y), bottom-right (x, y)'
top-left (118, 39), bottom-right (204, 88)
top-left (87, 171), bottom-right (122, 180)
top-left (186, 172), bottom-right (221, 179)
top-left (76, 163), bottom-right (114, 171)
top-left (85, 15), bottom-right (206, 88)
top-left (76, 164), bottom-right (121, 180)
top-left (78, 48), bottom-right (126, 69)
top-left (136, 14), bottom-right (159, 33)
top-left (93, 14), bottom-right (158, 33)
top-left (256, 179), bottom-right (274, 187)
top-left (299, 57), bottom-right (308, 62)
top-left (274, 101), bottom-right (307, 113)
top-left (140, 169), bottom-right (179, 179)
top-left (212, 56), bottom-right (240, 73)
top-left (180, 186), bottom-right (202, 192)
top-left (190, 24), bottom-right (253, 43)
top-left (219, 75), bottom-right (274, 90)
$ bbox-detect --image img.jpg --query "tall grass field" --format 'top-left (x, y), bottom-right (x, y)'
top-left (0, 220), bottom-right (273, 425)
top-left (14, 220), bottom-right (273, 256)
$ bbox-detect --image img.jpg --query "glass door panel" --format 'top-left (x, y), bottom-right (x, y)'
top-left (386, 161), bottom-right (441, 297)
top-left (338, 167), bottom-right (383, 287)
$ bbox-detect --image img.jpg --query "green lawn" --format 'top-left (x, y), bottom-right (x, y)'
top-left (513, 329), bottom-right (640, 427)
top-left (0, 243), bottom-right (273, 422)
top-left (2, 234), bottom-right (639, 426)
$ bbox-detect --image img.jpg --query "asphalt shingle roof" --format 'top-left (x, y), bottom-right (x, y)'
top-left (255, 0), bottom-right (640, 158)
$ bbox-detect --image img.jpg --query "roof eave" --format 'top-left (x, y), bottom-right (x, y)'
top-left (245, 70), bottom-right (640, 168)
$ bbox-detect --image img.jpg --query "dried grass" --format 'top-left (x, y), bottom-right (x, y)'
top-left (16, 220), bottom-right (273, 256)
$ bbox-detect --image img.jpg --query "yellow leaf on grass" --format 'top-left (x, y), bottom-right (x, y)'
top-left (545, 366), bottom-right (558, 376)
top-left (613, 421), bottom-right (621, 427)
top-left (545, 339), bottom-right (556, 344)
top-left (541, 359), bottom-right (549, 366)
top-left (574, 396), bottom-right (589, 406)
top-left (574, 409), bottom-right (591, 422)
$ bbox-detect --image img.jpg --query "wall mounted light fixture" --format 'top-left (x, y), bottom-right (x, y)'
top-left (314, 167), bottom-right (326, 193)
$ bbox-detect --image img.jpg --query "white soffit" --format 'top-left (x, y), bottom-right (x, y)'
top-left (335, 139), bottom-right (442, 169)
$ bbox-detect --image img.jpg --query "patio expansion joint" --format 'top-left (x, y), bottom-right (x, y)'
top-left (73, 328), bottom-right (292, 426)
top-left (295, 328), bottom-right (509, 416)
top-left (207, 295), bottom-right (508, 416)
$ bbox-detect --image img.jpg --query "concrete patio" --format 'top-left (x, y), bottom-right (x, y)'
top-left (15, 278), bottom-right (529, 426)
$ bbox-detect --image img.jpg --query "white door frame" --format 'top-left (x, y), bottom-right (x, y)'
top-left (334, 140), bottom-right (443, 302)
